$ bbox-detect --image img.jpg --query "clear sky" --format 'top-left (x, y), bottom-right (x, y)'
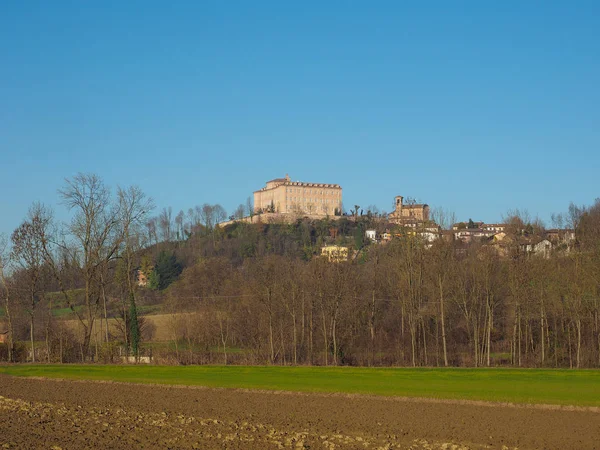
top-left (1, 1), bottom-right (598, 234)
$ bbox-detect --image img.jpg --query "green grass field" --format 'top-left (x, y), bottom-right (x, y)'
top-left (1, 365), bottom-right (599, 407)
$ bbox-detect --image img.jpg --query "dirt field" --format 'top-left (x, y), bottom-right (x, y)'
top-left (0, 375), bottom-right (598, 449)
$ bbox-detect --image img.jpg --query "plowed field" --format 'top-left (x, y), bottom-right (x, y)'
top-left (0, 375), bottom-right (598, 449)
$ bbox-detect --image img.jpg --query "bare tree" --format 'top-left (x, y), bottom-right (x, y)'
top-left (213, 204), bottom-right (227, 225)
top-left (117, 185), bottom-right (154, 358)
top-left (175, 210), bottom-right (185, 241)
top-left (0, 234), bottom-right (15, 361)
top-left (158, 207), bottom-right (173, 242)
top-left (185, 208), bottom-right (196, 236)
top-left (200, 204), bottom-right (214, 232)
top-left (56, 173), bottom-right (145, 360)
top-left (146, 217), bottom-right (158, 247)
top-left (11, 203), bottom-right (53, 362)
top-left (246, 197), bottom-right (254, 219)
top-left (430, 206), bottom-right (456, 230)
top-left (234, 204), bottom-right (245, 220)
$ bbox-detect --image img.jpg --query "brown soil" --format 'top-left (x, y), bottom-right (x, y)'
top-left (0, 375), bottom-right (598, 450)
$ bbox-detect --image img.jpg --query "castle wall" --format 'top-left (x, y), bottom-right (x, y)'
top-left (253, 176), bottom-right (342, 217)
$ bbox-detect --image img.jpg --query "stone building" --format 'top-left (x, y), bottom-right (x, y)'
top-left (253, 174), bottom-right (343, 217)
top-left (388, 196), bottom-right (429, 225)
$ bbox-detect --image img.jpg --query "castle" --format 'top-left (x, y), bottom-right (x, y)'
top-left (254, 174), bottom-right (343, 217)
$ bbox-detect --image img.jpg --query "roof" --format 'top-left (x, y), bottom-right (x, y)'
top-left (286, 181), bottom-right (341, 188)
top-left (257, 180), bottom-right (341, 191)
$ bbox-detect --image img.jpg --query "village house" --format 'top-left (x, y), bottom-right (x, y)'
top-left (136, 269), bottom-right (148, 287)
top-left (453, 228), bottom-right (497, 243)
top-left (519, 239), bottom-right (553, 258)
top-left (482, 223), bottom-right (506, 233)
top-left (452, 221), bottom-right (484, 231)
top-left (321, 245), bottom-right (349, 262)
top-left (418, 226), bottom-right (442, 245)
top-left (546, 229), bottom-right (576, 245)
top-left (365, 229), bottom-right (377, 242)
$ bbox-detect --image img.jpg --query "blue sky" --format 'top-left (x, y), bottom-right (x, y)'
top-left (1, 1), bottom-right (598, 234)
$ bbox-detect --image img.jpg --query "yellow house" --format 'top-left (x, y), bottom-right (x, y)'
top-left (321, 245), bottom-right (349, 262)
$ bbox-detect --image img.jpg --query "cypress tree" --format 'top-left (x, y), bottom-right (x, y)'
top-left (129, 292), bottom-right (140, 359)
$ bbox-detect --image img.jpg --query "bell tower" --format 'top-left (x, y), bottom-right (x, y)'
top-left (394, 195), bottom-right (403, 213)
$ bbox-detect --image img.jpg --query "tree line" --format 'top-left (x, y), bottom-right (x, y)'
top-left (1, 173), bottom-right (599, 368)
top-left (164, 211), bottom-right (600, 368)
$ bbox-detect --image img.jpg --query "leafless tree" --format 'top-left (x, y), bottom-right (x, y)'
top-left (200, 204), bottom-right (214, 231)
top-left (213, 204), bottom-right (227, 225)
top-left (246, 197), bottom-right (254, 219)
top-left (175, 210), bottom-right (185, 241)
top-left (430, 206), bottom-right (456, 230)
top-left (11, 203), bottom-right (53, 362)
top-left (158, 207), bottom-right (173, 242)
top-left (234, 204), bottom-right (245, 220)
top-left (146, 217), bottom-right (158, 247)
top-left (55, 173), bottom-right (150, 360)
top-left (0, 234), bottom-right (15, 361)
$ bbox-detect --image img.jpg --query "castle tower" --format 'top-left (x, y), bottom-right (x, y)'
top-left (394, 196), bottom-right (404, 213)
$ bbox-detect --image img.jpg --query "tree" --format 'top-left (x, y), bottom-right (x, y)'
top-left (427, 238), bottom-right (455, 366)
top-left (175, 210), bottom-right (185, 241)
top-left (234, 204), bottom-right (245, 220)
top-left (118, 185), bottom-right (153, 354)
top-left (146, 217), bottom-right (158, 247)
top-left (200, 204), bottom-right (214, 232)
top-left (213, 204), bottom-right (227, 224)
top-left (430, 207), bottom-right (456, 231)
top-left (158, 207), bottom-right (173, 242)
top-left (575, 198), bottom-right (600, 251)
top-left (0, 234), bottom-right (15, 361)
top-left (246, 197), bottom-right (254, 219)
top-left (11, 203), bottom-right (52, 362)
top-left (56, 174), bottom-right (151, 360)
top-left (129, 292), bottom-right (140, 358)
top-left (155, 251), bottom-right (182, 290)
top-left (147, 269), bottom-right (160, 290)
top-left (353, 223), bottom-right (365, 250)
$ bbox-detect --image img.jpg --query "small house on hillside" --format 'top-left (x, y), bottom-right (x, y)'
top-left (365, 229), bottom-right (377, 242)
top-left (321, 245), bottom-right (349, 262)
top-left (136, 269), bottom-right (148, 287)
top-left (520, 239), bottom-right (553, 258)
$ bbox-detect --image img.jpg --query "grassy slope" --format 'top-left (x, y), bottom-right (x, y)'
top-left (1, 365), bottom-right (599, 406)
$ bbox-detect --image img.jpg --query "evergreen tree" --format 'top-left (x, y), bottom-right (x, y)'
top-left (147, 269), bottom-right (160, 290)
top-left (354, 223), bottom-right (365, 249)
top-left (128, 292), bottom-right (140, 358)
top-left (155, 250), bottom-right (183, 289)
